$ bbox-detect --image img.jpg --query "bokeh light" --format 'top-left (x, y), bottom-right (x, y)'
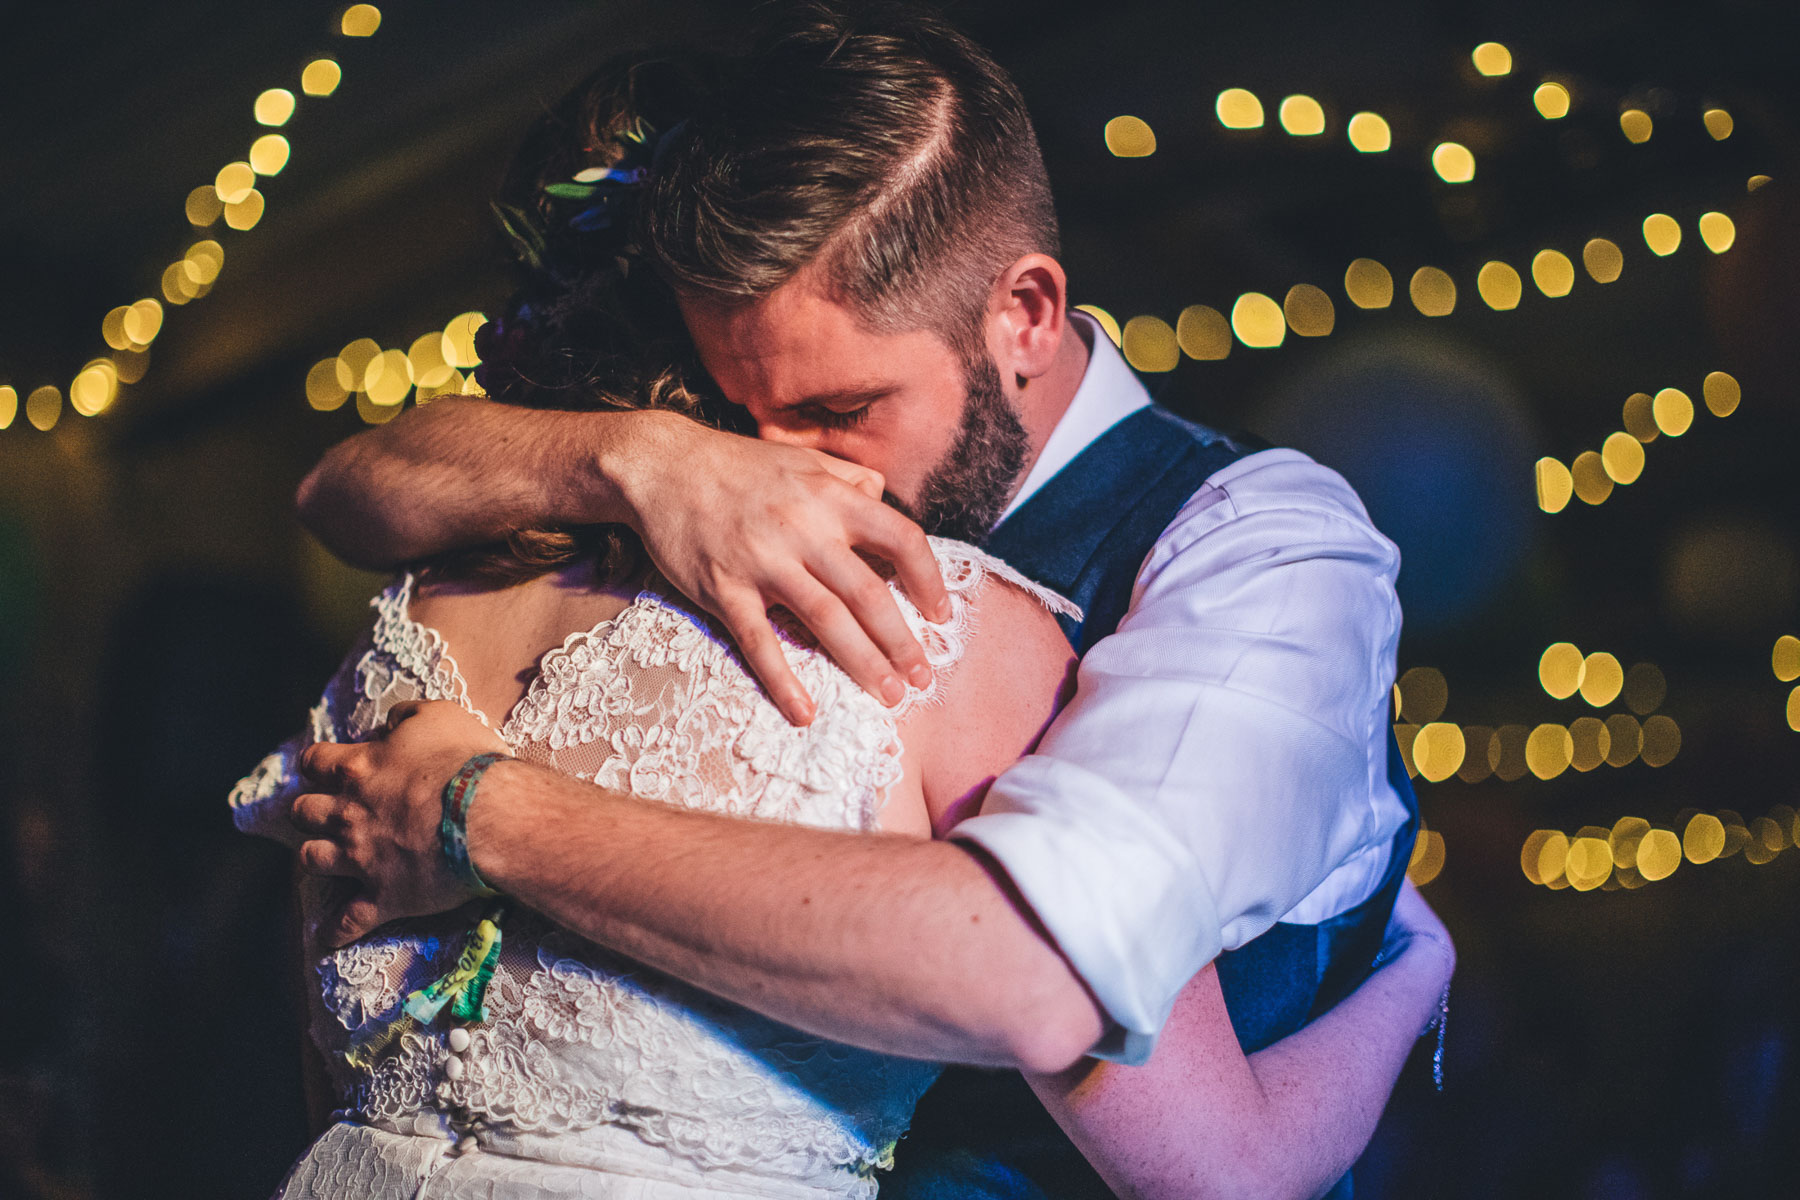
top-left (1531, 250), bottom-right (1575, 297)
top-left (1578, 652), bottom-right (1623, 706)
top-left (1176, 305), bottom-right (1231, 360)
top-left (0, 386), bottom-right (15, 430)
top-left (1582, 238), bottom-right (1623, 283)
top-left (215, 161), bottom-right (256, 205)
top-left (1622, 392), bottom-right (1658, 442)
top-left (1536, 457), bottom-right (1573, 513)
top-left (1282, 284), bottom-right (1335, 336)
top-left (1407, 828), bottom-right (1445, 885)
top-left (1697, 212), bottom-right (1735, 254)
top-left (1215, 88), bottom-right (1264, 129)
top-left (1773, 635), bottom-right (1800, 683)
top-left (1571, 451), bottom-right (1613, 504)
top-left (1415, 722), bottom-right (1465, 782)
top-left (1642, 213), bottom-right (1681, 256)
top-left (1409, 267), bottom-right (1456, 316)
top-left (1570, 716), bottom-right (1610, 771)
top-left (254, 88), bottom-right (295, 127)
top-left (25, 386), bottom-right (62, 432)
top-left (1471, 43), bottom-right (1512, 77)
top-left (185, 185), bottom-right (224, 227)
top-left (1534, 82), bottom-right (1571, 119)
top-left (1477, 261), bottom-right (1522, 310)
top-left (1344, 258), bottom-right (1393, 308)
top-left (1637, 830), bottom-right (1680, 881)
top-left (1431, 142), bottom-right (1475, 184)
top-left (1618, 109), bottom-right (1653, 144)
top-left (1073, 305), bottom-right (1121, 346)
top-left (250, 134), bottom-right (290, 176)
top-left (1278, 95), bottom-right (1326, 136)
top-left (1684, 813), bottom-right (1725, 864)
top-left (1526, 723), bottom-right (1574, 779)
top-left (1702, 370), bottom-right (1740, 417)
top-left (1640, 715), bottom-right (1681, 766)
top-left (1121, 316), bottom-right (1179, 371)
top-left (1397, 666), bottom-right (1448, 723)
top-left (1604, 714), bottom-right (1642, 766)
top-left (224, 189), bottom-right (265, 231)
top-left (1231, 293), bottom-right (1286, 348)
top-left (443, 312), bottom-right (487, 368)
top-left (1703, 108), bottom-right (1733, 140)
top-left (1346, 112), bottom-right (1390, 152)
top-left (301, 58), bottom-right (342, 97)
top-left (1540, 642), bottom-right (1584, 699)
top-left (1601, 432), bottom-right (1644, 484)
top-left (1652, 387), bottom-right (1693, 436)
top-left (306, 359), bottom-right (350, 412)
top-left (1104, 116), bottom-right (1156, 157)
top-left (341, 4), bottom-right (382, 37)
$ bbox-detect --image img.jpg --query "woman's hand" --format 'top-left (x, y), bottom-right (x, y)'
top-left (615, 413), bottom-right (951, 725)
top-left (1380, 879), bottom-right (1456, 1006)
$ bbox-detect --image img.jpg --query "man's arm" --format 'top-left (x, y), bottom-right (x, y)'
top-left (1028, 881), bottom-right (1454, 1200)
top-left (296, 398), bottom-right (946, 725)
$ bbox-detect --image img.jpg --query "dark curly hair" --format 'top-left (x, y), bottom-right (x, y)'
top-left (438, 52), bottom-right (728, 584)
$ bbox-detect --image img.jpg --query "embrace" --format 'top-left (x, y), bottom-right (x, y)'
top-left (232, 5), bottom-right (1453, 1198)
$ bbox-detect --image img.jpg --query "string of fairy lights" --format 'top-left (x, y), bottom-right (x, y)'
top-left (0, 4), bottom-right (385, 435)
top-left (1534, 373), bottom-right (1741, 513)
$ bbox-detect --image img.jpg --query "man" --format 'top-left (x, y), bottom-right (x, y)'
top-left (292, 4), bottom-right (1418, 1194)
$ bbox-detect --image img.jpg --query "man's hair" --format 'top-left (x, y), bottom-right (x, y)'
top-left (639, 0), bottom-right (1060, 356)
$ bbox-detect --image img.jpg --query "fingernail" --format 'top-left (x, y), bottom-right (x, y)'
top-left (909, 663), bottom-right (933, 689)
top-left (881, 676), bottom-right (906, 706)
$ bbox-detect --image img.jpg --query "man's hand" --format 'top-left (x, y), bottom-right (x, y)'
top-left (292, 700), bottom-right (509, 947)
top-left (617, 415), bottom-right (952, 725)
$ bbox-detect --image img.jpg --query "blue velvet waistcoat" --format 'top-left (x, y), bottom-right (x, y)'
top-left (883, 405), bottom-right (1419, 1199)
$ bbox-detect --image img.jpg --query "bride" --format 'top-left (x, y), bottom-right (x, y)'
top-left (232, 52), bottom-right (1452, 1200)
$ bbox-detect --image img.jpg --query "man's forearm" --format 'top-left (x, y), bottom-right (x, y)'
top-left (295, 396), bottom-right (650, 567)
top-left (465, 759), bottom-right (1105, 1071)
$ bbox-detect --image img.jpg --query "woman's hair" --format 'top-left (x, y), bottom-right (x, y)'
top-left (435, 52), bottom-right (726, 585)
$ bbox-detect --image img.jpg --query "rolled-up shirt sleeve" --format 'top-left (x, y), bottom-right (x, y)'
top-left (949, 449), bottom-right (1406, 1064)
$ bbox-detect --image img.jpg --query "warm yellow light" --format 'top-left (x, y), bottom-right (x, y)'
top-left (1582, 237), bottom-right (1623, 284)
top-left (1652, 387), bottom-right (1693, 436)
top-left (1397, 666), bottom-right (1448, 723)
top-left (365, 348), bottom-right (414, 406)
top-left (0, 386), bottom-right (14, 429)
top-left (1747, 174), bottom-right (1771, 193)
top-left (1414, 722), bottom-right (1466, 783)
top-left (1175, 305), bottom-right (1232, 360)
top-left (357, 391), bottom-right (402, 425)
top-left (1457, 726), bottom-right (1495, 784)
top-left (1565, 836), bottom-right (1612, 890)
top-left (1278, 95), bottom-right (1326, 136)
top-left (337, 338), bottom-right (382, 390)
top-left (302, 58), bottom-right (342, 97)
top-left (25, 386), bottom-right (62, 432)
top-left (1536, 457), bottom-right (1573, 513)
top-left (1789, 687), bottom-right (1800, 731)
top-left (1619, 109), bottom-right (1653, 144)
top-left (1477, 261), bottom-right (1522, 310)
top-left (161, 263), bottom-right (194, 305)
top-left (409, 332), bottom-right (454, 387)
top-left (1622, 392), bottom-right (1658, 442)
top-left (1539, 642), bottom-right (1585, 699)
top-left (1074, 305), bottom-right (1121, 347)
top-left (443, 312), bottom-right (488, 368)
top-left (122, 299), bottom-right (164, 346)
top-left (1534, 82), bottom-right (1571, 119)
top-left (1637, 829), bottom-right (1680, 881)
top-left (1215, 88), bottom-right (1265, 130)
top-left (306, 359), bottom-right (350, 411)
top-left (1684, 813), bottom-right (1725, 864)
top-left (1601, 431), bottom-right (1644, 484)
top-left (250, 134), bottom-right (291, 176)
top-left (1609, 817), bottom-right (1651, 867)
top-left (415, 369), bottom-right (466, 405)
top-left (1346, 112), bottom-right (1390, 153)
top-left (1344, 258), bottom-right (1393, 309)
top-left (1703, 108), bottom-right (1733, 140)
top-left (185, 240), bottom-right (224, 284)
top-left (1522, 830), bottom-right (1562, 885)
top-left (185, 185), bottom-right (224, 227)
top-left (1492, 725), bottom-right (1529, 782)
top-left (1104, 115), bottom-right (1156, 157)
top-left (1407, 828), bottom-right (1445, 886)
top-left (1642, 213), bottom-right (1681, 256)
top-left (215, 161), bottom-right (256, 205)
top-left (1531, 249), bottom-right (1575, 297)
top-left (1471, 42), bottom-right (1513, 76)
top-left (1579, 652), bottom-right (1624, 707)
top-left (1697, 212), bottom-right (1735, 253)
top-left (1121, 316), bottom-right (1180, 372)
top-left (1282, 284), bottom-right (1335, 336)
top-left (1431, 142), bottom-right (1475, 184)
top-left (1230, 293), bottom-right (1287, 348)
top-left (254, 88), bottom-right (296, 127)
top-left (1703, 370), bottom-right (1740, 417)
top-left (224, 190), bottom-right (266, 231)
top-left (1774, 635), bottom-right (1800, 682)
top-left (1409, 266), bottom-right (1456, 316)
top-left (1640, 715), bottom-right (1681, 766)
top-left (114, 348), bottom-right (149, 384)
top-left (102, 306), bottom-right (133, 350)
top-left (70, 360), bottom-right (118, 417)
top-left (341, 4), bottom-right (382, 36)
top-left (1604, 714), bottom-right (1642, 767)
top-left (1571, 450), bottom-right (1613, 505)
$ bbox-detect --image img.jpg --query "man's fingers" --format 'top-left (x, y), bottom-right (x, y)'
top-left (290, 792), bottom-right (347, 837)
top-left (299, 740), bottom-right (356, 788)
top-left (325, 893), bottom-right (384, 950)
top-left (806, 550), bottom-right (931, 696)
top-left (810, 451), bottom-right (885, 501)
top-left (299, 837), bottom-right (358, 879)
top-left (717, 593), bottom-right (816, 726)
top-left (382, 700), bottom-right (425, 733)
top-left (851, 503), bottom-right (950, 625)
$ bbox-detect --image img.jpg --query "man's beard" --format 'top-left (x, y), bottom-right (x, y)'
top-left (894, 353), bottom-right (1030, 544)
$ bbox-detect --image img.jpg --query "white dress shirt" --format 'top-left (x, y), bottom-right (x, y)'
top-left (949, 313), bottom-right (1412, 1064)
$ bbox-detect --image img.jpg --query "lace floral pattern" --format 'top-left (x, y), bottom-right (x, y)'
top-left (239, 539), bottom-right (1075, 1197)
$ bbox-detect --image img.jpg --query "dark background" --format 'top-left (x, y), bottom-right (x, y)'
top-left (3, 1), bottom-right (1798, 1196)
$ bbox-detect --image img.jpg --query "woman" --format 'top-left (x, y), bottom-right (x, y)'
top-left (232, 54), bottom-right (1452, 1199)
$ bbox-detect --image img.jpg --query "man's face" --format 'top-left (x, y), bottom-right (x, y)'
top-left (679, 269), bottom-right (1028, 541)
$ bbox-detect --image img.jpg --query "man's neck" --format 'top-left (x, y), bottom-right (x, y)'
top-left (1014, 314), bottom-right (1093, 482)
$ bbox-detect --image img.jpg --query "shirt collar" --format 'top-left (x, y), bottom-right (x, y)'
top-left (997, 310), bottom-right (1152, 524)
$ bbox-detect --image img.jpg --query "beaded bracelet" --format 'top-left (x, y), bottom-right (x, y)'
top-left (441, 752), bottom-right (510, 897)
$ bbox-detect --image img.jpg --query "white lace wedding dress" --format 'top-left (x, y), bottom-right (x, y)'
top-left (231, 538), bottom-right (1075, 1200)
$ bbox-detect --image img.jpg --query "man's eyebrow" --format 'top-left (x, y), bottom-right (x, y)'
top-left (779, 386), bottom-right (896, 411)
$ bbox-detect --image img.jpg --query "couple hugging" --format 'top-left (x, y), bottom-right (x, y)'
top-left (231, 5), bottom-right (1452, 1197)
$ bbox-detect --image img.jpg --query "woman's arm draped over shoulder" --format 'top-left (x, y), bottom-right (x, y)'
top-left (295, 396), bottom-right (645, 568)
top-left (1028, 881), bottom-right (1455, 1200)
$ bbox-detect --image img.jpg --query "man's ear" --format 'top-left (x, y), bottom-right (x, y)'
top-left (987, 254), bottom-right (1068, 386)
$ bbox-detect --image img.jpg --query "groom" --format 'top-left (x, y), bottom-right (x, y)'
top-left (292, 3), bottom-right (1418, 1194)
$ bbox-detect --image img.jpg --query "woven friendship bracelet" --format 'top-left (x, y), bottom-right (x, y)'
top-left (441, 752), bottom-right (510, 897)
